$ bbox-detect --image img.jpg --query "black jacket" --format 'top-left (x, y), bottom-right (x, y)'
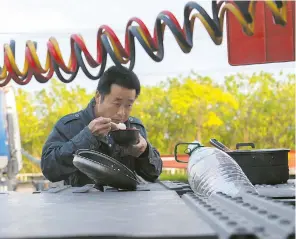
top-left (41, 98), bottom-right (163, 187)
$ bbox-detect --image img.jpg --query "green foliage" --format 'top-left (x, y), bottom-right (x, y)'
top-left (159, 169), bottom-right (188, 182)
top-left (14, 72), bottom-right (295, 173)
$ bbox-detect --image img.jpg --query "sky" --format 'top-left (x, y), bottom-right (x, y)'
top-left (0, 0), bottom-right (295, 93)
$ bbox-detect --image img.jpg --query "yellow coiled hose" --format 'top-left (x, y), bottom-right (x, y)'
top-left (0, 0), bottom-right (288, 87)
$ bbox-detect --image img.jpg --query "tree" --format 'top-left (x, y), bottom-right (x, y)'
top-left (223, 72), bottom-right (295, 149)
top-left (15, 89), bottom-right (43, 173)
top-left (167, 75), bottom-right (238, 145)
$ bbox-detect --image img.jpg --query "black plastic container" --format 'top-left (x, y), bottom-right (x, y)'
top-left (210, 139), bottom-right (290, 185)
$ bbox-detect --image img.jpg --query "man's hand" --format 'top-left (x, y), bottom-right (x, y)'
top-left (88, 117), bottom-right (112, 136)
top-left (123, 133), bottom-right (148, 158)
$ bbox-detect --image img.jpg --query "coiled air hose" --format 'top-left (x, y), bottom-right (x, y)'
top-left (0, 1), bottom-right (288, 87)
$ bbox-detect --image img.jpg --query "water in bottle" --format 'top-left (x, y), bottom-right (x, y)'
top-left (186, 141), bottom-right (257, 198)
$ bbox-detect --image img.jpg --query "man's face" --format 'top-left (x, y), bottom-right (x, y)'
top-left (95, 84), bottom-right (136, 123)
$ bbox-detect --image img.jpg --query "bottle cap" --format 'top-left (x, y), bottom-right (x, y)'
top-left (187, 140), bottom-right (204, 155)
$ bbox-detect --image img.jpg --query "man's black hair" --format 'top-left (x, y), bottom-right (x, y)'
top-left (96, 66), bottom-right (141, 100)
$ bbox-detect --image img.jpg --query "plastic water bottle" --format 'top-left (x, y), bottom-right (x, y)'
top-left (187, 141), bottom-right (258, 198)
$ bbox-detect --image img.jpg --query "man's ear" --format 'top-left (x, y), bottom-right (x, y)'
top-left (95, 91), bottom-right (101, 104)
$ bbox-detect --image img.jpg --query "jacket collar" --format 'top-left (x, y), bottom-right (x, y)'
top-left (81, 97), bottom-right (96, 125)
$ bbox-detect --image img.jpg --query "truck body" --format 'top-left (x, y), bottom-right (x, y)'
top-left (0, 87), bottom-right (22, 190)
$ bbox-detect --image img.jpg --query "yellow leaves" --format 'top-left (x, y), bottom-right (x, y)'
top-left (203, 112), bottom-right (223, 127)
top-left (167, 76), bottom-right (240, 134)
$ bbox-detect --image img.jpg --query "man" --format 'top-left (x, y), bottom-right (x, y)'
top-left (41, 66), bottom-right (163, 187)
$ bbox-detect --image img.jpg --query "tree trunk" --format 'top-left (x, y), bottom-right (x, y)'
top-left (196, 116), bottom-right (202, 142)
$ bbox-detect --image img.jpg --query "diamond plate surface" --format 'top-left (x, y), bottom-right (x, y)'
top-left (161, 180), bottom-right (295, 201)
top-left (254, 179), bottom-right (295, 198)
top-left (182, 191), bottom-right (295, 239)
top-left (159, 181), bottom-right (193, 195)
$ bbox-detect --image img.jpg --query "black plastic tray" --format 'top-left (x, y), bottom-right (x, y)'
top-left (73, 149), bottom-right (139, 190)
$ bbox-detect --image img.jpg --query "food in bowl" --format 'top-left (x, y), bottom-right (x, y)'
top-left (117, 123), bottom-right (127, 130)
top-left (111, 122), bottom-right (127, 130)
